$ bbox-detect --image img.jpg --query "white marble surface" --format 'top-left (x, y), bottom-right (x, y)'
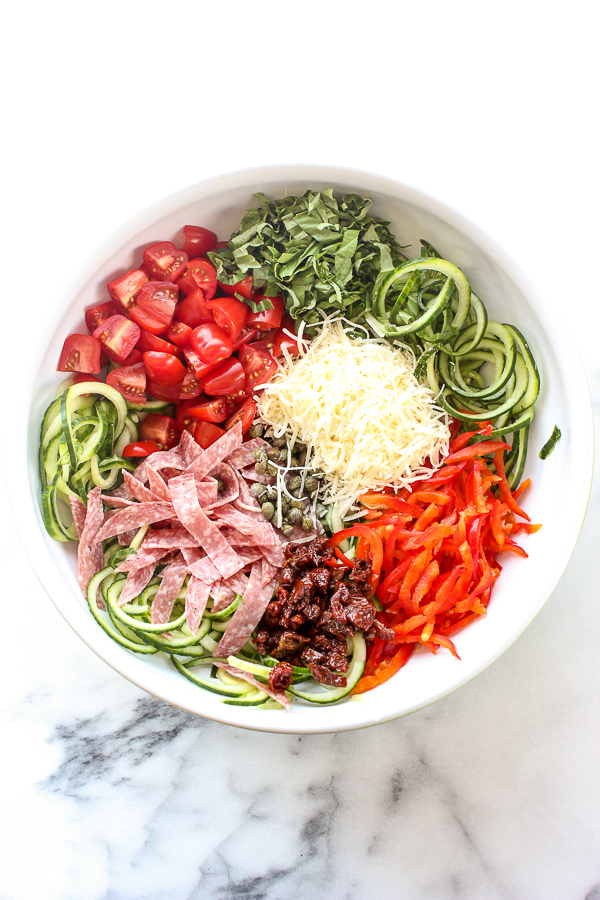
top-left (3, 4), bottom-right (600, 898)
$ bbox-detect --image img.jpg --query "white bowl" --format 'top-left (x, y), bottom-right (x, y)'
top-left (9, 164), bottom-right (594, 733)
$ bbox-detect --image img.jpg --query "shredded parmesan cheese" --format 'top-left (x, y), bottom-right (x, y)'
top-left (257, 319), bottom-right (450, 513)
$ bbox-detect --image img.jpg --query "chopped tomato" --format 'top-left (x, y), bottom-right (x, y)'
top-left (179, 368), bottom-right (204, 400)
top-left (106, 362), bottom-right (147, 403)
top-left (142, 351), bottom-right (186, 387)
top-left (136, 329), bottom-right (181, 357)
top-left (139, 413), bottom-right (180, 450)
top-left (189, 420), bottom-right (226, 449)
top-left (231, 326), bottom-right (258, 351)
top-left (238, 343), bottom-right (278, 392)
top-left (129, 303), bottom-right (169, 335)
top-left (205, 296), bottom-right (248, 341)
top-left (107, 269), bottom-right (148, 310)
top-left (182, 346), bottom-right (218, 379)
top-left (186, 396), bottom-right (230, 423)
top-left (176, 399), bottom-right (199, 432)
top-left (136, 281), bottom-right (178, 326)
top-left (272, 315), bottom-right (302, 357)
top-left (177, 258), bottom-right (218, 298)
top-left (165, 320), bottom-right (192, 347)
top-left (122, 440), bottom-right (161, 458)
top-left (176, 289), bottom-right (215, 328)
top-left (146, 378), bottom-right (183, 403)
top-left (73, 373), bottom-right (102, 387)
top-left (85, 300), bottom-right (120, 334)
top-left (201, 357), bottom-right (245, 396)
top-left (93, 315), bottom-right (141, 364)
top-left (143, 241), bottom-right (188, 282)
top-left (246, 295), bottom-right (285, 331)
top-left (219, 275), bottom-right (254, 301)
top-left (225, 397), bottom-right (257, 435)
top-left (58, 334), bottom-right (102, 374)
top-left (190, 322), bottom-right (233, 365)
top-left (182, 225), bottom-right (218, 258)
top-left (121, 348), bottom-right (143, 366)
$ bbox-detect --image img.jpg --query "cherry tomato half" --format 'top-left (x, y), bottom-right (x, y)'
top-left (177, 258), bottom-right (218, 299)
top-left (165, 320), bottom-right (192, 347)
top-left (246, 296), bottom-right (285, 331)
top-left (107, 269), bottom-right (148, 310)
top-left (58, 334), bottom-right (102, 374)
top-left (85, 300), bottom-right (120, 334)
top-left (190, 322), bottom-right (233, 365)
top-left (189, 420), bottom-right (226, 449)
top-left (121, 348), bottom-right (144, 367)
top-left (186, 396), bottom-right (230, 423)
top-left (201, 357), bottom-right (245, 396)
top-left (219, 275), bottom-right (254, 301)
top-left (179, 369), bottom-right (204, 400)
top-left (272, 315), bottom-right (302, 357)
top-left (139, 413), bottom-right (180, 450)
top-left (143, 241), bottom-right (188, 282)
top-left (231, 326), bottom-right (258, 351)
top-left (182, 225), bottom-right (218, 258)
top-left (205, 296), bottom-right (248, 342)
top-left (129, 304), bottom-right (169, 335)
top-left (143, 351), bottom-right (187, 387)
top-left (136, 329), bottom-right (182, 357)
top-left (106, 362), bottom-right (147, 404)
top-left (137, 281), bottom-right (178, 326)
top-left (122, 440), bottom-right (161, 458)
top-left (176, 289), bottom-right (215, 328)
top-left (225, 397), bottom-right (257, 435)
top-left (93, 315), bottom-right (141, 365)
top-left (238, 343), bottom-right (278, 392)
top-left (146, 378), bottom-right (183, 403)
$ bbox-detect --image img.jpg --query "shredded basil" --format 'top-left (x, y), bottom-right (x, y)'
top-left (539, 425), bottom-right (561, 459)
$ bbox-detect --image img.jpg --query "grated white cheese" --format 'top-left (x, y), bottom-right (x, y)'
top-left (257, 319), bottom-right (450, 514)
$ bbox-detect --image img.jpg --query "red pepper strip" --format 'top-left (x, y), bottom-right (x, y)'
top-left (411, 560), bottom-right (440, 612)
top-left (427, 633), bottom-right (460, 658)
top-left (351, 644), bottom-right (415, 694)
top-left (328, 525), bottom-right (383, 589)
top-left (378, 555), bottom-right (416, 605)
top-left (396, 550), bottom-right (431, 613)
top-left (442, 440), bottom-right (511, 467)
top-left (469, 516), bottom-right (482, 576)
top-left (382, 524), bottom-right (406, 577)
top-left (358, 491), bottom-right (422, 517)
top-left (421, 462), bottom-right (468, 486)
top-left (414, 502), bottom-right (441, 532)
top-left (449, 422), bottom-right (493, 453)
top-left (410, 490), bottom-right (451, 505)
top-left (501, 538), bottom-right (529, 557)
top-left (493, 450), bottom-right (531, 521)
top-left (334, 548), bottom-right (354, 567)
top-left (422, 566), bottom-right (467, 618)
top-left (401, 524), bottom-right (455, 551)
top-left (392, 614), bottom-right (428, 637)
top-left (490, 499), bottom-right (506, 550)
top-left (513, 478), bottom-right (532, 500)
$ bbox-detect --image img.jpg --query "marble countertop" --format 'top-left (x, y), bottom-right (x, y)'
top-left (3, 5), bottom-right (600, 898)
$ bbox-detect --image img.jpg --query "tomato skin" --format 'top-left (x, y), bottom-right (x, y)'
top-left (107, 269), bottom-right (148, 310)
top-left (121, 348), bottom-right (144, 366)
top-left (106, 362), bottom-right (147, 404)
top-left (176, 289), bottom-right (215, 328)
top-left (225, 397), bottom-right (257, 435)
top-left (58, 333), bottom-right (102, 374)
top-left (146, 378), bottom-right (183, 403)
top-left (136, 281), bottom-right (178, 326)
top-left (201, 358), bottom-right (246, 396)
top-left (139, 413), bottom-right (180, 450)
top-left (136, 329), bottom-right (182, 357)
top-left (129, 303), bottom-right (169, 335)
top-left (73, 373), bottom-right (102, 386)
top-left (238, 343), bottom-right (278, 392)
top-left (179, 369), bottom-right (204, 400)
top-left (231, 326), bottom-right (258, 351)
top-left (143, 241), bottom-right (188, 282)
top-left (272, 315), bottom-right (302, 357)
top-left (190, 322), bottom-right (233, 365)
top-left (122, 440), bottom-right (161, 458)
top-left (186, 396), bottom-right (230, 423)
top-left (189, 420), bottom-right (226, 449)
top-left (165, 319), bottom-right (192, 347)
top-left (219, 275), bottom-right (254, 301)
top-left (182, 225), bottom-right (218, 258)
top-left (205, 296), bottom-right (248, 341)
top-left (176, 399), bottom-right (198, 432)
top-left (93, 315), bottom-right (141, 364)
top-left (182, 347), bottom-right (220, 380)
top-left (85, 300), bottom-right (120, 334)
top-left (247, 295), bottom-right (285, 331)
top-left (143, 351), bottom-right (187, 387)
top-left (177, 258), bottom-right (218, 299)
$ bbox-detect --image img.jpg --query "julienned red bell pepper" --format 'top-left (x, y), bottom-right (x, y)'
top-left (339, 438), bottom-right (539, 695)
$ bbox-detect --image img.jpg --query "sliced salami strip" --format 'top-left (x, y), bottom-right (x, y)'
top-left (195, 479), bottom-right (219, 507)
top-left (261, 557), bottom-right (279, 588)
top-left (169, 473), bottom-right (244, 579)
top-left (214, 504), bottom-right (280, 546)
top-left (118, 528), bottom-right (139, 546)
top-left (78, 487), bottom-right (105, 596)
top-left (100, 495), bottom-right (136, 509)
top-left (233, 547), bottom-right (263, 567)
top-left (69, 495), bottom-right (87, 539)
top-left (116, 546), bottom-right (170, 572)
top-left (135, 449), bottom-right (185, 482)
top-left (123, 471), bottom-right (160, 503)
top-left (143, 527), bottom-right (200, 550)
top-left (261, 542), bottom-right (286, 568)
top-left (108, 482), bottom-right (132, 500)
top-left (96, 502), bottom-right (176, 542)
top-left (211, 570), bottom-right (251, 613)
top-left (179, 429), bottom-right (203, 466)
top-left (226, 437), bottom-right (270, 469)
top-left (239, 465), bottom-right (275, 485)
top-left (185, 576), bottom-right (211, 635)
top-left (118, 563), bottom-right (156, 606)
top-left (145, 463), bottom-right (170, 502)
top-left (150, 556), bottom-right (188, 625)
top-left (215, 562), bottom-right (276, 657)
top-left (185, 421), bottom-right (242, 481)
top-left (213, 662), bottom-right (290, 710)
top-left (181, 546), bottom-right (222, 584)
top-left (204, 462), bottom-right (239, 510)
top-left (234, 471), bottom-right (261, 512)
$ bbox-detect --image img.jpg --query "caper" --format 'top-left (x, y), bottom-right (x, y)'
top-left (288, 475), bottom-right (302, 492)
top-left (261, 501), bottom-right (275, 521)
top-left (280, 496), bottom-right (289, 512)
top-left (267, 447), bottom-right (281, 461)
top-left (289, 498), bottom-right (305, 510)
top-left (216, 479), bottom-right (225, 493)
top-left (254, 448), bottom-right (268, 464)
top-left (304, 476), bottom-right (318, 492)
top-left (266, 461), bottom-right (279, 477)
top-left (272, 436), bottom-right (286, 448)
top-left (281, 523), bottom-right (294, 536)
top-left (264, 427), bottom-right (274, 440)
top-left (248, 423), bottom-right (264, 438)
top-left (290, 456), bottom-right (299, 468)
top-left (255, 461), bottom-right (268, 476)
top-left (301, 515), bottom-right (314, 532)
top-left (297, 451), bottom-right (307, 466)
top-left (250, 482), bottom-right (265, 498)
top-left (287, 507), bottom-right (303, 525)
top-left (315, 503), bottom-right (327, 518)
top-left (264, 485), bottom-right (278, 501)
top-left (278, 448), bottom-right (288, 462)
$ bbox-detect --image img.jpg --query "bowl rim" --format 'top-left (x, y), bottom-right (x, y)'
top-left (8, 163), bottom-right (595, 733)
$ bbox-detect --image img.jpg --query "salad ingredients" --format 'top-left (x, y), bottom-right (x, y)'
top-left (257, 319), bottom-right (450, 513)
top-left (58, 333), bottom-right (102, 374)
top-left (539, 425), bottom-right (561, 459)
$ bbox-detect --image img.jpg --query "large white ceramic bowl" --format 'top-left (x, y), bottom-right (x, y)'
top-left (9, 165), bottom-right (594, 733)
